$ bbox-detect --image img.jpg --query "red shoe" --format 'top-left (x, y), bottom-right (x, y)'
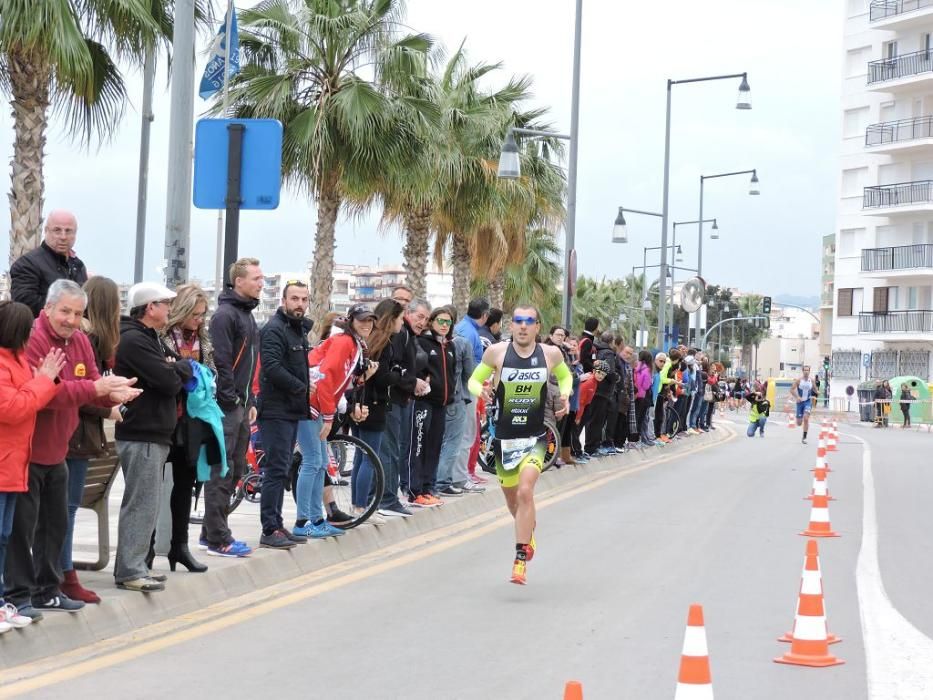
top-left (62, 569), bottom-right (101, 604)
top-left (510, 558), bottom-right (527, 585)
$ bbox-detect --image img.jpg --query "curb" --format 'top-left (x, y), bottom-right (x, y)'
top-left (0, 427), bottom-right (731, 670)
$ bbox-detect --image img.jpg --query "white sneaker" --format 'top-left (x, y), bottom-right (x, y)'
top-left (364, 513), bottom-right (387, 526)
top-left (1, 603), bottom-right (32, 628)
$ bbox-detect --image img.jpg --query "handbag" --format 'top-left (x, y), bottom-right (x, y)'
top-left (704, 384), bottom-right (714, 402)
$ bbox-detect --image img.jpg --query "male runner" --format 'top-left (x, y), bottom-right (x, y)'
top-left (790, 365), bottom-right (814, 444)
top-left (468, 305), bottom-right (573, 585)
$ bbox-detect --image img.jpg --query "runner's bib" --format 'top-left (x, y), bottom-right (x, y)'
top-left (499, 437), bottom-right (540, 472)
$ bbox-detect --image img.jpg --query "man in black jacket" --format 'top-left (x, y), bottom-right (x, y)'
top-left (578, 317), bottom-right (599, 374)
top-left (113, 282), bottom-right (193, 593)
top-left (257, 281), bottom-right (313, 549)
top-left (11, 210), bottom-right (88, 317)
top-left (584, 331), bottom-right (619, 456)
top-left (377, 296), bottom-right (430, 517)
top-left (202, 258), bottom-right (262, 557)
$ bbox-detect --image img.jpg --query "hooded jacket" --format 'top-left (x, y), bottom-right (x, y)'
top-left (417, 331), bottom-right (456, 407)
top-left (114, 316), bottom-right (192, 445)
top-left (349, 338), bottom-right (403, 429)
top-left (635, 361), bottom-right (653, 400)
top-left (209, 288), bottom-right (259, 411)
top-left (10, 242), bottom-right (88, 317)
top-left (594, 339), bottom-right (619, 398)
top-left (388, 320), bottom-right (421, 405)
top-left (258, 308), bottom-right (312, 421)
top-left (25, 311), bottom-right (113, 465)
top-left (308, 330), bottom-right (363, 421)
top-left (0, 349), bottom-right (59, 490)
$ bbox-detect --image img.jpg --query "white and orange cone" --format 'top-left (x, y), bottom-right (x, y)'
top-left (827, 421), bottom-right (839, 452)
top-left (563, 681), bottom-right (583, 700)
top-left (804, 466), bottom-right (835, 502)
top-left (779, 539), bottom-right (840, 644)
top-left (811, 443), bottom-right (832, 473)
top-left (800, 493), bottom-right (839, 538)
top-left (774, 540), bottom-right (844, 666)
top-left (675, 604), bottom-right (714, 700)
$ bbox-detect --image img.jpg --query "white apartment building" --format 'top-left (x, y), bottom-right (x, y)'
top-left (833, 0), bottom-right (933, 400)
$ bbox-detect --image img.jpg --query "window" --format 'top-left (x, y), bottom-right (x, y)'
top-left (873, 286), bottom-right (890, 313)
top-left (842, 167), bottom-right (868, 198)
top-left (838, 288), bottom-right (854, 316)
top-left (844, 107), bottom-right (870, 138)
top-left (846, 46), bottom-right (872, 78)
top-left (884, 40), bottom-right (898, 60)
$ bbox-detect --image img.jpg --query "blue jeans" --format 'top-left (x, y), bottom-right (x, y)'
top-left (296, 417), bottom-right (329, 524)
top-left (61, 457), bottom-right (89, 572)
top-left (0, 492), bottom-right (16, 603)
top-left (689, 396), bottom-right (707, 429)
top-left (435, 401), bottom-right (466, 490)
top-left (351, 426), bottom-right (383, 509)
top-left (747, 417), bottom-right (767, 437)
top-left (378, 403), bottom-right (403, 509)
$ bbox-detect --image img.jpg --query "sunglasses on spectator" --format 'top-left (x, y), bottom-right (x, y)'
top-left (512, 316), bottom-right (538, 326)
top-left (434, 318), bottom-right (453, 327)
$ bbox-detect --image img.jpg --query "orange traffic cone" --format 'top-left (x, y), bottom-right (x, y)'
top-left (811, 443), bottom-right (832, 473)
top-left (563, 681), bottom-right (583, 700)
top-left (775, 540), bottom-right (845, 667)
top-left (804, 466), bottom-right (835, 502)
top-left (827, 421), bottom-right (838, 452)
top-left (675, 604), bottom-right (714, 700)
top-left (800, 493), bottom-right (839, 538)
top-left (779, 540), bottom-right (841, 644)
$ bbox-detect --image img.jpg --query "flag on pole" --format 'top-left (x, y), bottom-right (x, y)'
top-left (199, 7), bottom-right (240, 99)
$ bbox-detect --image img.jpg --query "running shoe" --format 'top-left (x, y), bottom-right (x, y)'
top-left (410, 494), bottom-right (437, 508)
top-left (422, 494), bottom-right (443, 506)
top-left (327, 509), bottom-right (355, 527)
top-left (526, 533), bottom-right (536, 562)
top-left (379, 503), bottom-right (413, 518)
top-left (510, 558), bottom-right (527, 585)
top-left (658, 435), bottom-right (672, 444)
top-left (0, 603), bottom-right (32, 628)
top-left (209, 540), bottom-right (253, 557)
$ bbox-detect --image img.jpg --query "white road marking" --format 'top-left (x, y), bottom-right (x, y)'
top-left (854, 434), bottom-right (933, 698)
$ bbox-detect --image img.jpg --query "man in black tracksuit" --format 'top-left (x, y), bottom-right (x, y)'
top-left (257, 283), bottom-right (312, 549)
top-left (203, 259), bottom-right (262, 556)
top-left (584, 331), bottom-right (619, 455)
top-left (11, 210), bottom-right (88, 317)
top-left (377, 299), bottom-right (430, 516)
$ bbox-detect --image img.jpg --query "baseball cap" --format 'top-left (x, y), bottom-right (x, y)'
top-left (593, 360), bottom-right (611, 374)
top-left (347, 303), bottom-right (377, 321)
top-left (127, 282), bottom-right (176, 309)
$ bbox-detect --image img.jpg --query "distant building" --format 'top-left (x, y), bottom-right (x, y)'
top-left (0, 272), bottom-right (11, 301)
top-left (820, 234), bottom-right (835, 358)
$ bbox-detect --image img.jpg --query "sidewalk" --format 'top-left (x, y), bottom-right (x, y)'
top-left (1, 427), bottom-right (733, 671)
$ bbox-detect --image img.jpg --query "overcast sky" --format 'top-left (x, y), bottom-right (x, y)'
top-left (0, 0), bottom-right (843, 299)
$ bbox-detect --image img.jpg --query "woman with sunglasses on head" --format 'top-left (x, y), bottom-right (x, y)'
top-left (408, 306), bottom-right (457, 507)
top-left (468, 305), bottom-right (573, 586)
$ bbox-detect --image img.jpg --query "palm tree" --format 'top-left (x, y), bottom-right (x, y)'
top-left (0, 0), bottom-right (171, 264)
top-left (231, 0), bottom-right (435, 326)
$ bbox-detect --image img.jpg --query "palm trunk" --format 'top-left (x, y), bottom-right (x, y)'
top-left (309, 177), bottom-right (341, 333)
top-left (7, 50), bottom-right (50, 265)
top-left (450, 231), bottom-right (471, 316)
top-left (487, 270), bottom-right (505, 310)
top-left (402, 206), bottom-right (431, 299)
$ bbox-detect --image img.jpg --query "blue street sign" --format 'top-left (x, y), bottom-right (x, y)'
top-left (193, 118), bottom-right (283, 210)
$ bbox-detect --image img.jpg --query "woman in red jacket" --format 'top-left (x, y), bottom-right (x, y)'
top-left (0, 301), bottom-right (65, 632)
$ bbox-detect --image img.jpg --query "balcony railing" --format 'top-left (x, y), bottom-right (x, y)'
top-left (862, 243), bottom-right (933, 271)
top-left (868, 49), bottom-right (933, 84)
top-left (860, 310), bottom-right (933, 333)
top-left (870, 0), bottom-right (933, 21)
top-left (863, 180), bottom-right (933, 208)
top-left (866, 115), bottom-right (933, 146)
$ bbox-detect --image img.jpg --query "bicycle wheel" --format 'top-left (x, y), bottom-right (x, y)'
top-left (476, 421), bottom-right (496, 475)
top-left (291, 434), bottom-right (384, 529)
top-left (540, 421), bottom-right (560, 472)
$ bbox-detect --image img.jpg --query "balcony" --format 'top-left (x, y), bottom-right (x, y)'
top-left (863, 181), bottom-right (933, 216)
top-left (866, 116), bottom-right (933, 155)
top-left (861, 243), bottom-right (933, 279)
top-left (869, 0), bottom-right (933, 29)
top-left (867, 50), bottom-right (933, 93)
top-left (859, 310), bottom-right (933, 337)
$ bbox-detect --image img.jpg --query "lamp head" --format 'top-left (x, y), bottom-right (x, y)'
top-left (497, 130), bottom-right (521, 179)
top-left (749, 170), bottom-right (760, 195)
top-left (711, 219), bottom-right (719, 239)
top-left (737, 75), bottom-right (752, 110)
top-left (612, 207), bottom-right (628, 244)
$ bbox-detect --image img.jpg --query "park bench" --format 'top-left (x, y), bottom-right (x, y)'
top-left (73, 448), bottom-right (121, 572)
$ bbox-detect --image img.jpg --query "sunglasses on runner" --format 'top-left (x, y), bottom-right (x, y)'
top-left (512, 315), bottom-right (538, 326)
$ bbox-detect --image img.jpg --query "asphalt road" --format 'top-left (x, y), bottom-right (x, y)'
top-left (11, 412), bottom-right (933, 699)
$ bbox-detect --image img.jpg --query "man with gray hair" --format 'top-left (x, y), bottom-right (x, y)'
top-left (5, 280), bottom-right (140, 618)
top-left (376, 298), bottom-right (431, 517)
top-left (10, 210), bottom-right (88, 317)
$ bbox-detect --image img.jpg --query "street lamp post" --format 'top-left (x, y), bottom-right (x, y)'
top-left (696, 169), bottom-right (759, 339)
top-left (657, 72), bottom-right (752, 349)
top-left (497, 0), bottom-right (582, 330)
